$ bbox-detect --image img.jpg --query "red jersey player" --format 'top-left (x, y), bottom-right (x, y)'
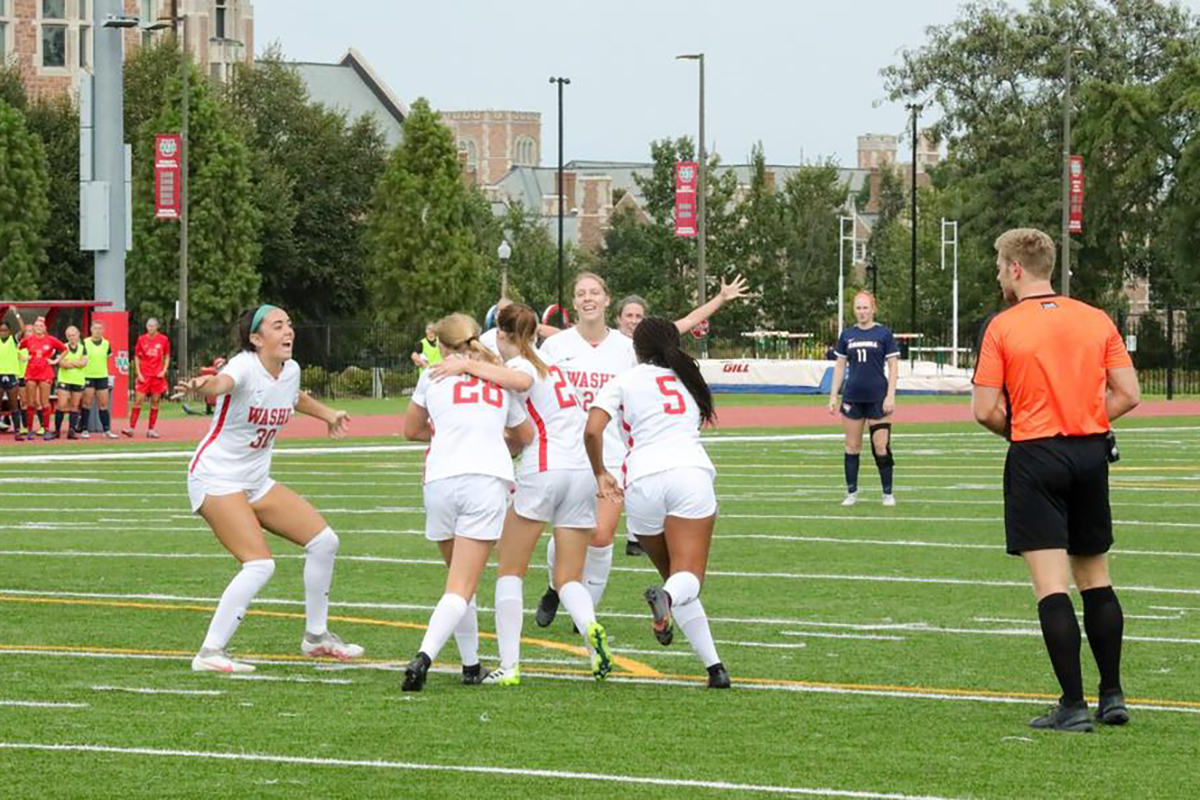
top-left (123, 317), bottom-right (171, 438)
top-left (19, 317), bottom-right (67, 442)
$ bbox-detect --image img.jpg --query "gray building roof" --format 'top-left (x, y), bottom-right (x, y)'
top-left (289, 49), bottom-right (407, 148)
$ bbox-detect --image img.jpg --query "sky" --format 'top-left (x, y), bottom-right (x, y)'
top-left (257, 0), bottom-right (1200, 168)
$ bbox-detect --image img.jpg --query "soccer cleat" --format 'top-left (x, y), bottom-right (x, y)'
top-left (707, 662), bottom-right (732, 689)
top-left (461, 663), bottom-right (484, 685)
top-left (401, 652), bottom-right (431, 692)
top-left (43, 431), bottom-right (54, 441)
top-left (625, 540), bottom-right (645, 557)
top-left (1096, 692), bottom-right (1130, 726)
top-left (841, 492), bottom-right (858, 507)
top-left (121, 427), bottom-right (134, 438)
top-left (104, 430), bottom-right (119, 439)
top-left (79, 430), bottom-right (90, 439)
top-left (1029, 701), bottom-right (1093, 733)
top-left (882, 494), bottom-right (896, 507)
top-left (67, 430), bottom-right (78, 440)
top-left (14, 432), bottom-right (24, 441)
top-left (301, 630), bottom-right (364, 660)
top-left (191, 648), bottom-right (255, 673)
top-left (147, 429), bottom-right (160, 439)
top-left (644, 586), bottom-right (674, 646)
top-left (535, 586), bottom-right (560, 628)
top-left (586, 621), bottom-right (613, 680)
top-left (482, 665), bottom-right (521, 686)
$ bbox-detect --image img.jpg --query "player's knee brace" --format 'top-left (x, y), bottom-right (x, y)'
top-left (869, 423), bottom-right (894, 468)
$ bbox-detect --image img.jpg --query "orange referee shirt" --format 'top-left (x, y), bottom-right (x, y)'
top-left (974, 295), bottom-right (1132, 442)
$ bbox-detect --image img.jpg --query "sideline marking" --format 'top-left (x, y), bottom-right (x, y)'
top-left (0, 700), bottom-right (89, 709)
top-left (91, 685), bottom-right (223, 697)
top-left (0, 595), bottom-right (659, 678)
top-left (0, 742), bottom-right (966, 799)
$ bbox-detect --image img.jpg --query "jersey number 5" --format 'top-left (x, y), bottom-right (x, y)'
top-left (656, 375), bottom-right (686, 415)
top-left (453, 375), bottom-right (503, 408)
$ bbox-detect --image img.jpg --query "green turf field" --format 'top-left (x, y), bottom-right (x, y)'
top-left (1, 418), bottom-right (1198, 799)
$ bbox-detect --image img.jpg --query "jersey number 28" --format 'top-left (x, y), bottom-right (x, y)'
top-left (452, 375), bottom-right (503, 408)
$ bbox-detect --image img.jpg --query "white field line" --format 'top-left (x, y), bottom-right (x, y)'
top-left (714, 534), bottom-right (1200, 560)
top-left (228, 674), bottom-right (353, 685)
top-left (779, 627), bottom-right (1200, 646)
top-left (1150, 605), bottom-right (1200, 612)
top-left (0, 742), bottom-right (966, 800)
top-left (769, 631), bottom-right (905, 642)
top-left (0, 700), bottom-right (89, 709)
top-left (90, 685), bottom-right (223, 696)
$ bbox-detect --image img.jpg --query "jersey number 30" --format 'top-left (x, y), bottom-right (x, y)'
top-left (453, 375), bottom-right (504, 408)
top-left (656, 375), bottom-right (686, 415)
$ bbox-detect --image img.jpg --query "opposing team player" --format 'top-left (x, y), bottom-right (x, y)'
top-left (124, 318), bottom-right (170, 438)
top-left (827, 291), bottom-right (900, 506)
top-left (176, 305), bottom-right (362, 673)
top-left (432, 303), bottom-right (613, 686)
top-left (587, 316), bottom-right (730, 688)
top-left (400, 313), bottom-right (532, 692)
top-left (19, 317), bottom-right (66, 442)
top-left (80, 320), bottom-right (118, 438)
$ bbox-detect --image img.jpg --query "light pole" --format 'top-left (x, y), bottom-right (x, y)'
top-left (548, 77), bottom-right (570, 323)
top-left (941, 218), bottom-right (959, 368)
top-left (1060, 42), bottom-right (1077, 299)
top-left (838, 214), bottom-right (857, 331)
top-left (905, 103), bottom-right (922, 334)
top-left (497, 239), bottom-right (512, 300)
top-left (677, 53), bottom-right (707, 355)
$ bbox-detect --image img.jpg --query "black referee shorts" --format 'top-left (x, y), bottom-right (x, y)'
top-left (1003, 436), bottom-right (1112, 556)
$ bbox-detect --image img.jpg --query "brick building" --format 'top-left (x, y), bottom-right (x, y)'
top-left (440, 109), bottom-right (542, 185)
top-left (0, 0), bottom-right (253, 101)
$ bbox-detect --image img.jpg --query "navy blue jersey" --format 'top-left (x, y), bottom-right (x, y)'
top-left (835, 324), bottom-right (900, 402)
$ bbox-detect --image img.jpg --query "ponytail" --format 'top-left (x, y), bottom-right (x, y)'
top-left (435, 313), bottom-right (502, 366)
top-left (497, 303), bottom-right (549, 378)
top-left (633, 317), bottom-right (715, 426)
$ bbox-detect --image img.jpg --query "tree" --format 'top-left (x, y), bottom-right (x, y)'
top-left (497, 201), bottom-right (562, 308)
top-left (365, 97), bottom-right (490, 332)
top-left (126, 63), bottom-right (261, 327)
top-left (773, 161), bottom-right (845, 335)
top-left (0, 98), bottom-right (50, 299)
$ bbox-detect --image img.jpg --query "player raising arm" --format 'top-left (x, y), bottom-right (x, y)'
top-left (586, 316), bottom-right (730, 689)
top-left (176, 305), bottom-right (362, 673)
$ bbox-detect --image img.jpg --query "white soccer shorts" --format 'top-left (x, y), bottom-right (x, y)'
top-left (514, 469), bottom-right (597, 529)
top-left (423, 474), bottom-right (511, 542)
top-left (187, 475), bottom-right (276, 514)
top-left (624, 467), bottom-right (718, 537)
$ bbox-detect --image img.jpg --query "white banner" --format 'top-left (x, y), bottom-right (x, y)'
top-left (699, 359), bottom-right (972, 395)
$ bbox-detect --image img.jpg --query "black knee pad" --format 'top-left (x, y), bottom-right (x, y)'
top-left (869, 423), bottom-right (894, 467)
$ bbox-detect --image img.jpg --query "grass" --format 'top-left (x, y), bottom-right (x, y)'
top-left (1, 416), bottom-right (1199, 798)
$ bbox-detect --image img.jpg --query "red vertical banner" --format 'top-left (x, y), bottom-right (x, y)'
top-left (1068, 155), bottom-right (1084, 234)
top-left (93, 311), bottom-right (130, 419)
top-left (675, 161), bottom-right (698, 237)
top-left (154, 134), bottom-right (182, 220)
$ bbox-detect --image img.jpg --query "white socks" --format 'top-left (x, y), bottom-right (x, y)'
top-left (664, 571), bottom-right (701, 608)
top-left (303, 528), bottom-right (339, 636)
top-left (583, 544), bottom-right (614, 607)
top-left (673, 597), bottom-right (721, 668)
top-left (202, 558), bottom-right (275, 651)
top-left (494, 576), bottom-right (524, 670)
top-left (418, 593), bottom-right (469, 661)
top-left (546, 536), bottom-right (557, 589)
top-left (454, 595), bottom-right (479, 666)
top-left (558, 580), bottom-right (597, 646)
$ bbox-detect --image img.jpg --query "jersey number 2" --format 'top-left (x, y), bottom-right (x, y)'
top-left (656, 375), bottom-right (686, 415)
top-left (453, 375), bottom-right (503, 408)
top-left (549, 367), bottom-right (577, 409)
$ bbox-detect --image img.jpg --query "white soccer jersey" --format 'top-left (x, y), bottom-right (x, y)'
top-left (540, 327), bottom-right (637, 468)
top-left (593, 363), bottom-right (715, 486)
top-left (188, 351), bottom-right (301, 484)
top-left (479, 328), bottom-right (500, 357)
top-left (508, 354), bottom-right (590, 475)
top-left (412, 369), bottom-right (527, 484)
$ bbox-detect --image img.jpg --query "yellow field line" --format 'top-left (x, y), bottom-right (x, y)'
top-left (0, 595), bottom-right (661, 678)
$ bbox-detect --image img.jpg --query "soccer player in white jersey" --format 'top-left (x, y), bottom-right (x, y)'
top-left (176, 305), bottom-right (362, 673)
top-left (536, 272), bottom-right (748, 625)
top-left (587, 316), bottom-right (730, 688)
top-left (400, 313), bottom-right (533, 692)
top-left (433, 303), bottom-right (614, 686)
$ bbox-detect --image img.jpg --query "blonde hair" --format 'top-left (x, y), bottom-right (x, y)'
top-left (853, 290), bottom-right (877, 309)
top-left (573, 271), bottom-right (610, 297)
top-left (434, 313), bottom-right (501, 365)
top-left (497, 303), bottom-right (549, 378)
top-left (994, 228), bottom-right (1056, 279)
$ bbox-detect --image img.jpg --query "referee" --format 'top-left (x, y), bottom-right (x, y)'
top-left (973, 228), bottom-right (1140, 733)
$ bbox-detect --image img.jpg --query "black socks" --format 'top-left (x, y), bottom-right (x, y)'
top-left (1037, 592), bottom-right (1084, 706)
top-left (1082, 585), bottom-right (1124, 696)
top-left (844, 453), bottom-right (860, 494)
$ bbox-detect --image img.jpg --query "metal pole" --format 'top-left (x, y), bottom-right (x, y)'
top-left (838, 218), bottom-right (846, 331)
top-left (909, 104), bottom-right (919, 333)
top-left (549, 77), bottom-right (568, 322)
top-left (1061, 43), bottom-right (1072, 298)
top-left (1167, 302), bottom-right (1175, 400)
top-left (697, 54), bottom-right (707, 308)
top-left (178, 8), bottom-right (189, 381)
top-left (93, 0), bottom-right (126, 310)
top-left (941, 219), bottom-right (959, 369)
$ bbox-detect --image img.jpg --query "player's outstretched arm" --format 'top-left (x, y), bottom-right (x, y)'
top-left (174, 372), bottom-right (234, 399)
top-left (296, 391), bottom-right (350, 438)
top-left (828, 357), bottom-right (847, 415)
top-left (674, 274), bottom-right (749, 335)
top-left (429, 355), bottom-right (533, 392)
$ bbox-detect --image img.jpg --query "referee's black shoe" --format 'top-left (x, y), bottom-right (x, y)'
top-left (707, 663), bottom-right (731, 689)
top-left (535, 587), bottom-right (559, 628)
top-left (1096, 692), bottom-right (1130, 726)
top-left (625, 539), bottom-right (645, 557)
top-left (1029, 701), bottom-right (1093, 733)
top-left (461, 663), bottom-right (483, 685)
top-left (401, 652), bottom-right (431, 692)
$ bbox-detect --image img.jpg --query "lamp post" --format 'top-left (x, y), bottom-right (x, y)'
top-left (905, 103), bottom-right (923, 334)
top-left (1060, 42), bottom-right (1076, 298)
top-left (497, 239), bottom-right (512, 300)
top-left (677, 53), bottom-right (707, 355)
top-left (548, 77), bottom-right (570, 323)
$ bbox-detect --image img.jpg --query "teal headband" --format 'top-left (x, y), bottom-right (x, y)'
top-left (251, 304), bottom-right (278, 334)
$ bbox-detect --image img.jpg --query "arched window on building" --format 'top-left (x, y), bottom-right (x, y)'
top-left (460, 139), bottom-right (478, 170)
top-left (513, 135), bottom-right (536, 167)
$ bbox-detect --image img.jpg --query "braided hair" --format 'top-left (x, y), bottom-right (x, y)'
top-left (632, 317), bottom-right (715, 425)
